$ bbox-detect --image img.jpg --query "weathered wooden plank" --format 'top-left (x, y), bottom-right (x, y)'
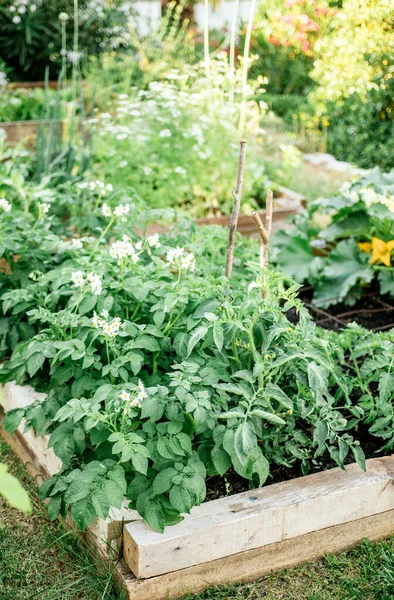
top-left (124, 455), bottom-right (394, 578)
top-left (120, 508), bottom-right (394, 600)
top-left (0, 382), bottom-right (140, 553)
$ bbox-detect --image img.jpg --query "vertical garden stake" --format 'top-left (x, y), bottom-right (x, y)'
top-left (252, 189), bottom-right (273, 268)
top-left (226, 140), bottom-right (247, 278)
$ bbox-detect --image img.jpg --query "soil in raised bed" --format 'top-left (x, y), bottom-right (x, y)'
top-left (287, 284), bottom-right (394, 333)
top-left (206, 287), bottom-right (394, 501)
top-left (205, 425), bottom-right (384, 501)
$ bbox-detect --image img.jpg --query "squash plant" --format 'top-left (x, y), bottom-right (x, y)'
top-left (274, 168), bottom-right (394, 307)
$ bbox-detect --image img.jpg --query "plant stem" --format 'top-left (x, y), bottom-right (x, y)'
top-left (229, 0), bottom-right (240, 101)
top-left (226, 140), bottom-right (247, 278)
top-left (203, 0), bottom-right (210, 78)
top-left (239, 0), bottom-right (257, 133)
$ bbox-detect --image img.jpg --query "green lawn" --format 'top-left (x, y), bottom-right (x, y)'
top-left (1, 438), bottom-right (394, 600)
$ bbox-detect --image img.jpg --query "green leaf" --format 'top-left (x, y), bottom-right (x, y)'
top-left (378, 270), bottom-right (394, 297)
top-left (78, 294), bottom-right (97, 315)
top-left (91, 490), bottom-right (110, 519)
top-left (187, 326), bottom-right (208, 357)
top-left (27, 353), bottom-right (45, 378)
top-left (379, 372), bottom-right (394, 402)
top-left (4, 409), bottom-right (24, 434)
top-left (250, 409), bottom-right (286, 425)
top-left (307, 362), bottom-right (328, 404)
top-left (211, 446), bottom-right (231, 476)
top-left (313, 421), bottom-right (328, 448)
top-left (250, 451), bottom-right (270, 487)
top-left (313, 240), bottom-right (374, 308)
top-left (64, 481), bottom-right (91, 505)
top-left (276, 236), bottom-right (317, 283)
top-left (152, 468), bottom-right (177, 496)
top-left (234, 422), bottom-right (257, 465)
top-left (47, 495), bottom-right (62, 520)
top-left (263, 384), bottom-right (293, 410)
top-left (193, 298), bottom-right (220, 319)
top-left (145, 500), bottom-right (166, 533)
top-left (169, 485), bottom-right (192, 514)
top-left (352, 445), bottom-right (366, 472)
top-left (103, 479), bottom-right (124, 509)
top-left (71, 497), bottom-right (97, 530)
top-left (0, 463), bottom-right (31, 512)
top-left (213, 324), bottom-right (224, 352)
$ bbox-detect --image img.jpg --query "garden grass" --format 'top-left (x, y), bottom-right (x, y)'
top-left (1, 438), bottom-right (394, 600)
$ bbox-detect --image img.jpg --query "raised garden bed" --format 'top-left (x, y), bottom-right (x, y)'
top-left (2, 381), bottom-right (394, 599)
top-left (0, 119), bottom-right (65, 146)
top-left (146, 186), bottom-right (306, 239)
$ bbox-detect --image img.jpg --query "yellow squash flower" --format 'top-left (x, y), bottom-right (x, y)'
top-left (358, 237), bottom-right (394, 267)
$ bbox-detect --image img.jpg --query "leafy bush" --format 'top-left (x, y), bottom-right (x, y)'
top-left (94, 55), bottom-right (271, 217)
top-left (249, 0), bottom-right (335, 96)
top-left (0, 84), bottom-right (63, 123)
top-left (310, 0), bottom-right (394, 170)
top-left (0, 0), bottom-right (134, 81)
top-left (274, 168), bottom-right (394, 306)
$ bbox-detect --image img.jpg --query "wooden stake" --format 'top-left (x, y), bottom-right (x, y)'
top-left (252, 189), bottom-right (273, 268)
top-left (226, 140), bottom-right (247, 278)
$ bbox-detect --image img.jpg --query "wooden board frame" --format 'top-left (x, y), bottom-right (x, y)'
top-left (145, 186), bottom-right (306, 239)
top-left (2, 381), bottom-right (394, 600)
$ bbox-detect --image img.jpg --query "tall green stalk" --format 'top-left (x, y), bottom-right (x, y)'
top-left (239, 0), bottom-right (257, 133)
top-left (203, 0), bottom-right (210, 78)
top-left (229, 0), bottom-right (240, 101)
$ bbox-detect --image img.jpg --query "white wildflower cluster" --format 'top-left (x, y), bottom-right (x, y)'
top-left (101, 203), bottom-right (131, 219)
top-left (0, 198), bottom-right (11, 212)
top-left (9, 0), bottom-right (38, 23)
top-left (119, 380), bottom-right (148, 408)
top-left (92, 310), bottom-right (122, 338)
top-left (40, 202), bottom-right (50, 214)
top-left (71, 271), bottom-right (103, 296)
top-left (166, 247), bottom-right (196, 272)
top-left (78, 180), bottom-right (113, 195)
top-left (109, 235), bottom-right (139, 265)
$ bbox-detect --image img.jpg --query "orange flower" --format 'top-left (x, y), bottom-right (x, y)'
top-left (358, 237), bottom-right (394, 267)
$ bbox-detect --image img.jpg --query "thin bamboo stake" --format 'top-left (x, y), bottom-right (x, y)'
top-left (252, 189), bottom-right (273, 268)
top-left (226, 140), bottom-right (247, 278)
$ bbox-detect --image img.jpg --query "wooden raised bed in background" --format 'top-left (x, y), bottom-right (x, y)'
top-left (0, 119), bottom-right (65, 146)
top-left (146, 185), bottom-right (306, 239)
top-left (2, 381), bottom-right (394, 599)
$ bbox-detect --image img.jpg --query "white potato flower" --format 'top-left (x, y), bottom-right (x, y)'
top-left (71, 271), bottom-right (85, 287)
top-left (147, 233), bottom-right (160, 248)
top-left (101, 203), bottom-right (112, 217)
top-left (87, 272), bottom-right (102, 296)
top-left (0, 198), bottom-right (11, 212)
top-left (120, 390), bottom-right (131, 402)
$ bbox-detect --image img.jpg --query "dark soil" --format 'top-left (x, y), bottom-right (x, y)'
top-left (287, 286), bottom-right (394, 332)
top-left (206, 288), bottom-right (394, 501)
top-left (206, 426), bottom-right (385, 501)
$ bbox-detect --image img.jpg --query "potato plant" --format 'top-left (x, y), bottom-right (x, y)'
top-left (0, 192), bottom-right (377, 533)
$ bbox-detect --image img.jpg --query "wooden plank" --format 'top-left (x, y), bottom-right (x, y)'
top-left (121, 508), bottom-right (394, 600)
top-left (124, 455), bottom-right (394, 578)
